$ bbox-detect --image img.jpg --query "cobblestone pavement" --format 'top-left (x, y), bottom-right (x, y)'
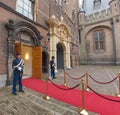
top-left (0, 65), bottom-right (120, 115)
top-left (0, 87), bottom-right (80, 115)
top-left (0, 87), bottom-right (96, 115)
top-left (55, 65), bottom-right (120, 96)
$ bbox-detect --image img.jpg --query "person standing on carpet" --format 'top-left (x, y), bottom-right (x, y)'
top-left (50, 56), bottom-right (56, 79)
top-left (12, 52), bottom-right (24, 95)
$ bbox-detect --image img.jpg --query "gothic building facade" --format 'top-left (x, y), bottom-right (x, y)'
top-left (79, 0), bottom-right (120, 65)
top-left (0, 0), bottom-right (80, 87)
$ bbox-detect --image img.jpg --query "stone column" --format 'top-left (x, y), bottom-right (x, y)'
top-left (6, 19), bottom-right (15, 85)
top-left (65, 41), bottom-right (71, 69)
top-left (50, 35), bottom-right (57, 72)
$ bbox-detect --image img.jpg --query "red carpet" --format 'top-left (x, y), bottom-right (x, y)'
top-left (23, 78), bottom-right (120, 115)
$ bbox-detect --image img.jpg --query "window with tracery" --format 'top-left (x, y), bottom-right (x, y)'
top-left (93, 30), bottom-right (105, 50)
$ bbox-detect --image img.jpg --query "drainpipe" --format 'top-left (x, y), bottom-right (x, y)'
top-left (110, 18), bottom-right (116, 65)
top-left (78, 29), bottom-right (81, 65)
top-left (77, 11), bottom-right (81, 66)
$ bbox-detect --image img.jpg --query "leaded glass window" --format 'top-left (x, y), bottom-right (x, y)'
top-left (16, 0), bottom-right (34, 20)
top-left (93, 30), bottom-right (105, 50)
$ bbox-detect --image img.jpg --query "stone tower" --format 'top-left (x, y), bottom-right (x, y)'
top-left (109, 0), bottom-right (120, 16)
top-left (82, 0), bottom-right (111, 15)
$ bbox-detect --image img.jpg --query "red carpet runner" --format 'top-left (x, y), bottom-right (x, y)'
top-left (23, 78), bottom-right (120, 115)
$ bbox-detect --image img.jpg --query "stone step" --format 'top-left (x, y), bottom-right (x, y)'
top-left (0, 86), bottom-right (100, 115)
top-left (22, 87), bottom-right (80, 115)
top-left (0, 87), bottom-right (52, 115)
top-left (23, 87), bottom-right (100, 115)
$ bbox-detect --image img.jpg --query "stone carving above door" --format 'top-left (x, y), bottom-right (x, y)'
top-left (47, 15), bottom-right (71, 42)
top-left (57, 25), bottom-right (67, 40)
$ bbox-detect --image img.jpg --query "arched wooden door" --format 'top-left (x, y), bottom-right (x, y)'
top-left (14, 42), bottom-right (42, 79)
top-left (32, 46), bottom-right (42, 79)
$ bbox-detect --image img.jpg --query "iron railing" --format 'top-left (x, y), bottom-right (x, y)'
top-left (79, 58), bottom-right (120, 65)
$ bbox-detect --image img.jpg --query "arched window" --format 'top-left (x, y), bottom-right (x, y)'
top-left (93, 30), bottom-right (105, 50)
top-left (93, 0), bottom-right (101, 10)
top-left (16, 0), bottom-right (35, 20)
top-left (59, 0), bottom-right (62, 6)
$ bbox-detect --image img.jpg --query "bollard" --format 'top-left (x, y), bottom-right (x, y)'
top-left (86, 71), bottom-right (89, 91)
top-left (64, 69), bottom-right (68, 86)
top-left (43, 76), bottom-right (50, 100)
top-left (78, 79), bottom-right (88, 115)
top-left (117, 73), bottom-right (120, 97)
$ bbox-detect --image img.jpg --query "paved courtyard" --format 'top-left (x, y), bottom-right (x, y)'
top-left (0, 65), bottom-right (120, 115)
top-left (56, 65), bottom-right (120, 96)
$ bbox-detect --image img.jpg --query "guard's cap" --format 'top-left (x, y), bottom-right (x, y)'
top-left (52, 56), bottom-right (55, 59)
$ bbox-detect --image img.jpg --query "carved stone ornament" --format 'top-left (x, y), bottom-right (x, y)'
top-left (47, 15), bottom-right (71, 41)
top-left (57, 25), bottom-right (67, 39)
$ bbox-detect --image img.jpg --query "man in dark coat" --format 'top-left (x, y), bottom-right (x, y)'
top-left (12, 52), bottom-right (24, 95)
top-left (50, 56), bottom-right (56, 79)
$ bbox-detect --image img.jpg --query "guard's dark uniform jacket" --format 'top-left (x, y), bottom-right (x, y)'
top-left (50, 60), bottom-right (55, 70)
top-left (12, 58), bottom-right (24, 94)
top-left (12, 59), bottom-right (24, 74)
top-left (50, 60), bottom-right (55, 79)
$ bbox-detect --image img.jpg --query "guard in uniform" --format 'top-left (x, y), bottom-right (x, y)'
top-left (12, 52), bottom-right (24, 95)
top-left (50, 56), bottom-right (56, 79)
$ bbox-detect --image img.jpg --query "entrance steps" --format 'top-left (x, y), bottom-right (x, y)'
top-left (22, 87), bottom-right (80, 115)
top-left (0, 86), bottom-right (100, 115)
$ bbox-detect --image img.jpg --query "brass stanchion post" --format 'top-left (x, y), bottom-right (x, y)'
top-left (64, 68), bottom-right (68, 86)
top-left (86, 71), bottom-right (89, 91)
top-left (117, 73), bottom-right (120, 97)
top-left (78, 79), bottom-right (88, 115)
top-left (43, 76), bottom-right (50, 100)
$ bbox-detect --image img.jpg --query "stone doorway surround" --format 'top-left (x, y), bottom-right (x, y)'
top-left (47, 15), bottom-right (72, 69)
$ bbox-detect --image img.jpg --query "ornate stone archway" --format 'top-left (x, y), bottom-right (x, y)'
top-left (6, 20), bottom-right (43, 85)
top-left (14, 21), bottom-right (42, 46)
top-left (47, 15), bottom-right (72, 69)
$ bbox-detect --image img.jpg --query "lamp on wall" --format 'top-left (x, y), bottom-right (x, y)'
top-left (42, 31), bottom-right (51, 48)
top-left (25, 53), bottom-right (29, 60)
top-left (42, 31), bottom-right (51, 80)
top-left (47, 31), bottom-right (51, 41)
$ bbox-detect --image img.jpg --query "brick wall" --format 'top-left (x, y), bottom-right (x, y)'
top-left (0, 7), bottom-right (8, 74)
top-left (0, 4), bottom-right (48, 74)
top-left (0, 0), bottom-right (80, 76)
top-left (0, 33), bottom-right (7, 74)
top-left (0, 0), bottom-right (16, 10)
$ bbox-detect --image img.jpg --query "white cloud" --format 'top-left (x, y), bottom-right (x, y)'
top-left (79, 0), bottom-right (83, 5)
top-left (79, 0), bottom-right (83, 7)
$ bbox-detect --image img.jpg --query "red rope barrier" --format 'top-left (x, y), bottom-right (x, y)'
top-left (49, 78), bottom-right (81, 90)
top-left (87, 85), bottom-right (120, 102)
top-left (65, 71), bottom-right (85, 80)
top-left (89, 75), bottom-right (118, 84)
